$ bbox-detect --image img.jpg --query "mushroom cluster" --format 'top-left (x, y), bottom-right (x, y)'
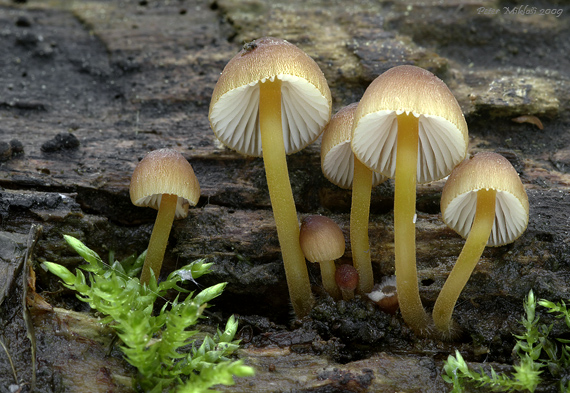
top-left (127, 38), bottom-right (530, 338)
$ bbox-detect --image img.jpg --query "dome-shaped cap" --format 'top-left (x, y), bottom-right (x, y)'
top-left (209, 37), bottom-right (332, 157)
top-left (130, 148), bottom-right (201, 219)
top-left (335, 264), bottom-right (359, 292)
top-left (321, 103), bottom-right (388, 189)
top-left (352, 65), bottom-right (468, 183)
top-left (299, 215), bottom-right (345, 263)
top-left (441, 152), bottom-right (529, 246)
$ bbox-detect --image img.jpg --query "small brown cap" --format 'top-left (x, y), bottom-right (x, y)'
top-left (130, 148), bottom-right (200, 218)
top-left (321, 103), bottom-right (387, 189)
top-left (335, 264), bottom-right (359, 292)
top-left (367, 275), bottom-right (399, 314)
top-left (351, 65), bottom-right (468, 183)
top-left (299, 215), bottom-right (345, 263)
top-left (209, 37), bottom-right (332, 157)
top-left (441, 152), bottom-right (529, 246)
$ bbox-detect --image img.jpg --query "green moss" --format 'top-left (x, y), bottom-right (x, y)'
top-left (43, 235), bottom-right (254, 393)
top-left (443, 290), bottom-right (570, 392)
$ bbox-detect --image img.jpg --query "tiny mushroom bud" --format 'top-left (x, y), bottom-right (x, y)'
top-left (335, 264), bottom-right (359, 301)
top-left (351, 65), bottom-right (468, 335)
top-left (432, 152), bottom-right (529, 336)
top-left (367, 275), bottom-right (399, 315)
top-left (130, 148), bottom-right (200, 285)
top-left (299, 215), bottom-right (345, 300)
top-left (321, 103), bottom-right (387, 294)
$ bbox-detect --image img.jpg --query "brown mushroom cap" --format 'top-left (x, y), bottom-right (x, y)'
top-left (130, 148), bottom-right (201, 218)
top-left (335, 264), bottom-right (359, 292)
top-left (321, 103), bottom-right (387, 189)
top-left (299, 215), bottom-right (345, 263)
top-left (351, 65), bottom-right (468, 183)
top-left (441, 152), bottom-right (529, 246)
top-left (209, 37), bottom-right (332, 157)
top-left (367, 275), bottom-right (399, 314)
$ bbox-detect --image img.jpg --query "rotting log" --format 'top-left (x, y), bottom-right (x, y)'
top-left (1, 0), bottom-right (569, 392)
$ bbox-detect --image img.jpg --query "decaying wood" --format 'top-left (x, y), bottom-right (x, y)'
top-left (1, 0), bottom-right (569, 391)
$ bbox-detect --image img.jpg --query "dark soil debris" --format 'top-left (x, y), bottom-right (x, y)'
top-left (15, 15), bottom-right (32, 28)
top-left (0, 142), bottom-right (12, 161)
top-left (41, 133), bottom-right (80, 152)
top-left (10, 139), bottom-right (24, 154)
top-left (316, 367), bottom-right (375, 392)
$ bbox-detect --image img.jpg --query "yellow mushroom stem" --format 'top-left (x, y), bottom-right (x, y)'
top-left (433, 188), bottom-right (497, 334)
top-left (350, 158), bottom-right (374, 294)
top-left (394, 112), bottom-right (430, 335)
top-left (319, 260), bottom-right (342, 300)
top-left (259, 79), bottom-right (314, 317)
top-left (140, 193), bottom-right (178, 285)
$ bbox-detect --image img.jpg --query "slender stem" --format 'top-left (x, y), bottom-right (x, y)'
top-left (320, 260), bottom-right (342, 300)
top-left (0, 337), bottom-right (18, 384)
top-left (259, 79), bottom-right (314, 317)
top-left (140, 193), bottom-right (178, 285)
top-left (340, 288), bottom-right (355, 301)
top-left (433, 188), bottom-right (497, 334)
top-left (394, 112), bottom-right (430, 334)
top-left (350, 158), bottom-right (374, 294)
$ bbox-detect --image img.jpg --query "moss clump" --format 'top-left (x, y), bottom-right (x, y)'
top-left (43, 235), bottom-right (254, 393)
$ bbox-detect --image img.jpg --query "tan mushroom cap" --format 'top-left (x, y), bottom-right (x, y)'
top-left (299, 215), bottom-right (345, 263)
top-left (130, 148), bottom-right (201, 219)
top-left (321, 103), bottom-right (388, 189)
top-left (209, 37), bottom-right (332, 157)
top-left (441, 152), bottom-right (529, 246)
top-left (352, 65), bottom-right (468, 183)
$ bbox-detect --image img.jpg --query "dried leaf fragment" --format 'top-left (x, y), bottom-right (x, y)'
top-left (512, 115), bottom-right (544, 130)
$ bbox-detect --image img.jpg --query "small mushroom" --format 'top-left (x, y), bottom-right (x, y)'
top-left (209, 37), bottom-right (332, 317)
top-left (367, 275), bottom-right (399, 315)
top-left (351, 65), bottom-right (468, 335)
top-left (299, 215), bottom-right (345, 300)
top-left (321, 103), bottom-right (387, 294)
top-left (335, 264), bottom-right (359, 301)
top-left (432, 152), bottom-right (529, 336)
top-left (130, 148), bottom-right (200, 284)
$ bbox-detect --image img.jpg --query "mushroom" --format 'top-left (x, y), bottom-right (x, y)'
top-left (335, 264), bottom-right (359, 301)
top-left (351, 65), bottom-right (468, 335)
top-left (299, 215), bottom-right (345, 300)
top-left (209, 37), bottom-right (332, 317)
top-left (130, 148), bottom-right (200, 284)
top-left (432, 152), bottom-right (529, 336)
top-left (321, 103), bottom-right (387, 294)
top-left (367, 275), bottom-right (399, 315)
